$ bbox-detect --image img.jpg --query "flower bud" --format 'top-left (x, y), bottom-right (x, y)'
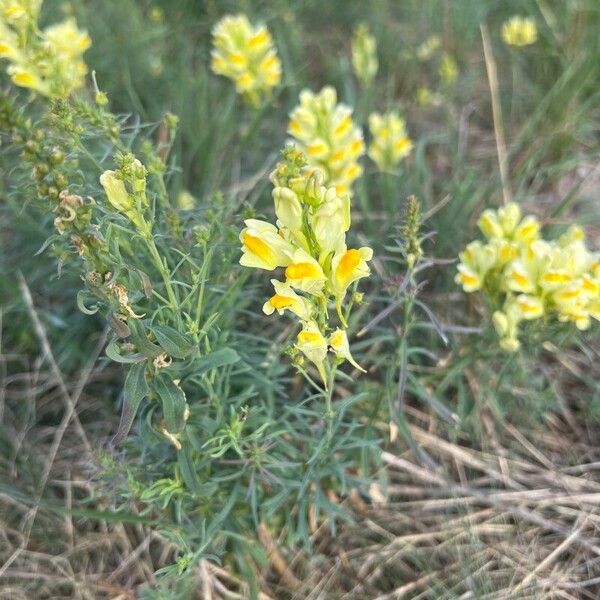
top-left (99, 170), bottom-right (133, 213)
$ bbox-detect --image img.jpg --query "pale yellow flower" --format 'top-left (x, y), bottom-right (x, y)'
top-left (502, 16), bottom-right (537, 47)
top-left (296, 321), bottom-right (328, 383)
top-left (284, 248), bottom-right (327, 295)
top-left (288, 86), bottom-right (365, 196)
top-left (211, 14), bottom-right (281, 107)
top-left (351, 23), bottom-right (378, 86)
top-left (329, 328), bottom-right (364, 372)
top-left (262, 279), bottom-right (312, 321)
top-left (368, 111), bottom-right (413, 172)
top-left (239, 219), bottom-right (294, 271)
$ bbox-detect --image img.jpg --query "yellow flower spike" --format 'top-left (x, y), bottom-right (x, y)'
top-left (239, 219), bottom-right (294, 271)
top-left (210, 14), bottom-right (281, 106)
top-left (351, 23), bottom-right (378, 86)
top-left (288, 86), bottom-right (365, 196)
top-left (329, 328), bottom-right (365, 372)
top-left (284, 248), bottom-right (327, 295)
top-left (296, 321), bottom-right (328, 384)
top-left (368, 111), bottom-right (413, 172)
top-left (439, 53), bottom-right (458, 86)
top-left (262, 279), bottom-right (313, 321)
top-left (502, 16), bottom-right (538, 47)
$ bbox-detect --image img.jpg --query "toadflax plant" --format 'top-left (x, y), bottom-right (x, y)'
top-left (1, 2), bottom-right (385, 588)
top-left (240, 146), bottom-right (372, 431)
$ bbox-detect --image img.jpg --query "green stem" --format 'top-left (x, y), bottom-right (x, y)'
top-left (324, 362), bottom-right (337, 441)
top-left (141, 224), bottom-right (181, 326)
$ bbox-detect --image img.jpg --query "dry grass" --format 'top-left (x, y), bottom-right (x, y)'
top-left (2, 304), bottom-right (599, 599)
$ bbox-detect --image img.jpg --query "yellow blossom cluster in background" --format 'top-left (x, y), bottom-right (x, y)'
top-left (501, 16), bottom-right (538, 47)
top-left (0, 0), bottom-right (90, 98)
top-left (368, 111), bottom-right (413, 172)
top-left (351, 23), bottom-right (378, 86)
top-left (456, 203), bottom-right (599, 351)
top-left (414, 35), bottom-right (458, 107)
top-left (239, 147), bottom-right (372, 383)
top-left (210, 14), bottom-right (282, 107)
top-left (288, 86), bottom-right (365, 197)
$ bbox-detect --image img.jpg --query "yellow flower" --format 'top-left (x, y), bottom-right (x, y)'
top-left (210, 14), bottom-right (281, 106)
top-left (504, 260), bottom-right (536, 293)
top-left (368, 111), bottom-right (413, 172)
top-left (296, 321), bottom-right (328, 383)
top-left (43, 18), bottom-right (91, 57)
top-left (501, 16), bottom-right (538, 47)
top-left (7, 64), bottom-right (47, 93)
top-left (288, 86), bottom-right (365, 196)
top-left (310, 188), bottom-right (350, 255)
top-left (492, 309), bottom-right (521, 352)
top-left (439, 53), bottom-right (458, 86)
top-left (239, 219), bottom-right (294, 271)
top-left (328, 328), bottom-right (365, 372)
top-left (478, 203), bottom-right (540, 244)
top-left (262, 279), bottom-right (312, 321)
top-left (272, 185), bottom-right (303, 232)
top-left (100, 170), bottom-right (133, 213)
top-left (455, 241), bottom-right (496, 292)
top-left (284, 248), bottom-right (327, 295)
top-left (1, 0), bottom-right (41, 24)
top-left (416, 35), bottom-right (441, 61)
top-left (330, 247), bottom-right (373, 303)
top-left (351, 23), bottom-right (378, 86)
top-left (1, 9), bottom-right (90, 98)
top-left (513, 294), bottom-right (544, 320)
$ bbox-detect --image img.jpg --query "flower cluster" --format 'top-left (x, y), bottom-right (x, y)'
top-left (456, 203), bottom-right (599, 351)
top-left (288, 86), bottom-right (365, 197)
top-left (239, 147), bottom-right (372, 383)
top-left (368, 111), bottom-right (413, 173)
top-left (351, 23), bottom-right (378, 86)
top-left (0, 1), bottom-right (90, 98)
top-left (501, 16), bottom-right (538, 47)
top-left (210, 14), bottom-right (281, 107)
top-left (413, 35), bottom-right (458, 107)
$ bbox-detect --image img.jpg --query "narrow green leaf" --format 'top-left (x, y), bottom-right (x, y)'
top-left (155, 373), bottom-right (187, 433)
top-left (76, 290), bottom-right (99, 315)
top-left (112, 361), bottom-right (150, 445)
top-left (149, 324), bottom-right (195, 359)
top-left (105, 340), bottom-right (146, 363)
top-left (196, 347), bottom-right (240, 375)
top-left (129, 319), bottom-right (163, 358)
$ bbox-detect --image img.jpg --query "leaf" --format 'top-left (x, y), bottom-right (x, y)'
top-left (106, 313), bottom-right (131, 338)
top-left (196, 347), bottom-right (240, 375)
top-left (135, 268), bottom-right (153, 298)
top-left (154, 373), bottom-right (187, 433)
top-left (149, 324), bottom-right (195, 359)
top-left (76, 290), bottom-right (100, 315)
top-left (105, 340), bottom-right (146, 364)
top-left (128, 320), bottom-right (163, 358)
top-left (112, 361), bottom-right (150, 445)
